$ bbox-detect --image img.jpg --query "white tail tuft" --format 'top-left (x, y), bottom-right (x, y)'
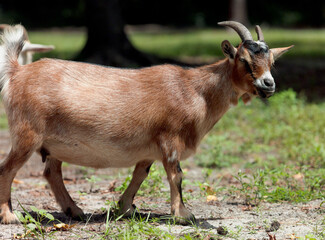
top-left (0, 25), bottom-right (25, 88)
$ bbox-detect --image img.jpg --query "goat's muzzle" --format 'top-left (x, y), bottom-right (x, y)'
top-left (254, 75), bottom-right (275, 98)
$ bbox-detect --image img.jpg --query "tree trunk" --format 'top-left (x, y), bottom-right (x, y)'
top-left (229, 0), bottom-right (249, 26)
top-left (77, 0), bottom-right (157, 67)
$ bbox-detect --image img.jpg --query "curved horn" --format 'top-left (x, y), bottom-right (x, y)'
top-left (255, 25), bottom-right (264, 41)
top-left (218, 21), bottom-right (253, 42)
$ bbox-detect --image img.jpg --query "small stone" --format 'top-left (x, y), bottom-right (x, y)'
top-left (217, 226), bottom-right (228, 235)
top-left (266, 220), bottom-right (280, 232)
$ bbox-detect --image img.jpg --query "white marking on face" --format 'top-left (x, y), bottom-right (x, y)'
top-left (256, 41), bottom-right (268, 51)
top-left (255, 71), bottom-right (273, 87)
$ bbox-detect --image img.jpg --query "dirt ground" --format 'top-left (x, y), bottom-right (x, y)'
top-left (0, 129), bottom-right (324, 240)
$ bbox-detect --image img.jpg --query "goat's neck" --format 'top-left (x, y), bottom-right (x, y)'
top-left (191, 59), bottom-right (241, 132)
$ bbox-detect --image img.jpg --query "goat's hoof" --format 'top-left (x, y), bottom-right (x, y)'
top-left (64, 206), bottom-right (85, 221)
top-left (118, 203), bottom-right (137, 217)
top-left (0, 211), bottom-right (20, 224)
top-left (174, 214), bottom-right (197, 226)
top-left (172, 209), bottom-right (197, 226)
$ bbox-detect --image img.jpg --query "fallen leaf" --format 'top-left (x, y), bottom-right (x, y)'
top-left (287, 233), bottom-right (298, 239)
top-left (53, 223), bottom-right (76, 231)
top-left (241, 205), bottom-right (252, 211)
top-left (301, 206), bottom-right (312, 213)
top-left (293, 173), bottom-right (304, 181)
top-left (206, 195), bottom-right (218, 202)
top-left (13, 230), bottom-right (35, 239)
top-left (13, 179), bottom-right (24, 184)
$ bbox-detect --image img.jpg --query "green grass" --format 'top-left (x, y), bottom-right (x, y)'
top-left (130, 28), bottom-right (325, 59)
top-left (195, 89), bottom-right (325, 204)
top-left (29, 30), bottom-right (86, 61)
top-left (27, 28), bottom-right (325, 62)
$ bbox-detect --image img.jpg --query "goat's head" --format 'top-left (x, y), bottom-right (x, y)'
top-left (219, 21), bottom-right (293, 99)
top-left (0, 24), bottom-right (54, 65)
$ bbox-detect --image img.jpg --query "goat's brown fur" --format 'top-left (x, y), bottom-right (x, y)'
top-left (0, 23), bottom-right (292, 224)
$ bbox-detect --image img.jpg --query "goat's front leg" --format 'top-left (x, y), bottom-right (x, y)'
top-left (118, 160), bottom-right (153, 216)
top-left (162, 153), bottom-right (196, 225)
top-left (43, 158), bottom-right (84, 219)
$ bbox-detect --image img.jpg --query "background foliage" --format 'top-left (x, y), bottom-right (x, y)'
top-left (0, 0), bottom-right (324, 28)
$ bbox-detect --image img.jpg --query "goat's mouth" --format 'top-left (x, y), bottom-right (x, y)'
top-left (255, 88), bottom-right (275, 98)
top-left (253, 78), bottom-right (276, 99)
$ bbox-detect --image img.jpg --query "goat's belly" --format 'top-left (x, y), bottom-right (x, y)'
top-left (43, 140), bottom-right (160, 168)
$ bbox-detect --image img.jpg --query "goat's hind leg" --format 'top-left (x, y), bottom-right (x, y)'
top-left (43, 157), bottom-right (84, 219)
top-left (0, 149), bottom-right (34, 224)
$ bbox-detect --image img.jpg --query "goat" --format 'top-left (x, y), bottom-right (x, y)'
top-left (0, 24), bottom-right (54, 65)
top-left (0, 22), bottom-right (293, 224)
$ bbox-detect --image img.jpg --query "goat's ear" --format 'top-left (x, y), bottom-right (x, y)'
top-left (22, 42), bottom-right (55, 53)
top-left (270, 45), bottom-right (294, 61)
top-left (221, 40), bottom-right (237, 60)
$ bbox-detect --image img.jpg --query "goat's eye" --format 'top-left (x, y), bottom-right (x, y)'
top-left (239, 58), bottom-right (245, 62)
top-left (242, 60), bottom-right (253, 75)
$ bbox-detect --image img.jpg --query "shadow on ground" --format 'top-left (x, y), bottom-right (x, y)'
top-left (25, 209), bottom-right (221, 231)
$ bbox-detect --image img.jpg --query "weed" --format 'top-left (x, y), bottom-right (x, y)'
top-left (115, 173), bottom-right (132, 193)
top-left (97, 202), bottom-right (177, 239)
top-left (86, 175), bottom-right (102, 193)
top-left (14, 203), bottom-right (55, 240)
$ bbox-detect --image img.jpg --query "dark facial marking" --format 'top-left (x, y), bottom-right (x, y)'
top-left (243, 40), bottom-right (269, 54)
top-left (241, 58), bottom-right (256, 80)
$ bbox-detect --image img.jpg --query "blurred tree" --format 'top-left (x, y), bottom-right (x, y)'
top-left (0, 0), bottom-right (323, 29)
top-left (76, 0), bottom-right (161, 67)
top-left (230, 0), bottom-right (249, 26)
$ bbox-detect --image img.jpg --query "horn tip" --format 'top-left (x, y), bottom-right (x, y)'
top-left (218, 21), bottom-right (236, 26)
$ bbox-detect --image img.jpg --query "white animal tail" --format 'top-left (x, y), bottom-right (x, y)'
top-left (0, 25), bottom-right (25, 88)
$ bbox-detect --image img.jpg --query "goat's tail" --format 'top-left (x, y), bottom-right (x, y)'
top-left (0, 25), bottom-right (25, 89)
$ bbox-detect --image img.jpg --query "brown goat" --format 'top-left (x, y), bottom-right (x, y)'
top-left (0, 22), bottom-right (292, 224)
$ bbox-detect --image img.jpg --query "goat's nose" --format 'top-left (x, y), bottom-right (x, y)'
top-left (262, 78), bottom-right (275, 88)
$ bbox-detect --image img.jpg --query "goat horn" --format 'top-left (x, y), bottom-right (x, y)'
top-left (255, 25), bottom-right (264, 41)
top-left (218, 21), bottom-right (253, 42)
